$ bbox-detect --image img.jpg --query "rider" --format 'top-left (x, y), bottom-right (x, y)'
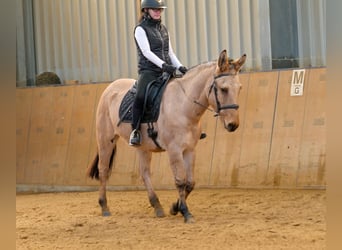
top-left (129, 0), bottom-right (188, 146)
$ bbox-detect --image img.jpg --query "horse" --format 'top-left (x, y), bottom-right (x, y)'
top-left (87, 50), bottom-right (246, 223)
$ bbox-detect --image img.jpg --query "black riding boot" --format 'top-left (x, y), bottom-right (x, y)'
top-left (129, 101), bottom-right (143, 146)
top-left (129, 70), bottom-right (161, 146)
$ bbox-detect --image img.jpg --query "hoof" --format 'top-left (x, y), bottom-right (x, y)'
top-left (155, 208), bottom-right (166, 218)
top-left (102, 211), bottom-right (111, 217)
top-left (184, 214), bottom-right (195, 224)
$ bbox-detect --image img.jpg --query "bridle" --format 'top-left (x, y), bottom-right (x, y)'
top-left (194, 73), bottom-right (239, 117)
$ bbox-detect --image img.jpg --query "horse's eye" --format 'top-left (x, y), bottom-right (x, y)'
top-left (221, 88), bottom-right (228, 94)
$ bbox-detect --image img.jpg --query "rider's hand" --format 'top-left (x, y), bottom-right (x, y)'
top-left (162, 63), bottom-right (177, 75)
top-left (178, 66), bottom-right (188, 74)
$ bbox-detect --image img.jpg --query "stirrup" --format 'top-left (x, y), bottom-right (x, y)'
top-left (129, 129), bottom-right (141, 146)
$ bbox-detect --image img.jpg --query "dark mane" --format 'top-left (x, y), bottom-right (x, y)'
top-left (178, 61), bottom-right (216, 80)
top-left (188, 60), bottom-right (216, 71)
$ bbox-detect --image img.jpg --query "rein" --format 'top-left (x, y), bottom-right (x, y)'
top-left (192, 73), bottom-right (239, 117)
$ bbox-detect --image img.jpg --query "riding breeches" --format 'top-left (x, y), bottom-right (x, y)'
top-left (132, 70), bottom-right (161, 130)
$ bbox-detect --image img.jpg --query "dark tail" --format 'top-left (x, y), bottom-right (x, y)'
top-left (87, 153), bottom-right (100, 180)
top-left (87, 146), bottom-right (116, 180)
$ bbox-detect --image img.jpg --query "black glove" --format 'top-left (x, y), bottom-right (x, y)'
top-left (178, 66), bottom-right (188, 74)
top-left (162, 63), bottom-right (177, 75)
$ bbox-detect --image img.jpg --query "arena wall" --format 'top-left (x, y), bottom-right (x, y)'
top-left (16, 68), bottom-right (326, 191)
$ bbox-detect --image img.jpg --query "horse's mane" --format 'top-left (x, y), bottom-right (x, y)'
top-left (188, 60), bottom-right (216, 71)
top-left (179, 61), bottom-right (216, 81)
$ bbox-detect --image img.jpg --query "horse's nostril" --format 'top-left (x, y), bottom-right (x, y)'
top-left (227, 123), bottom-right (238, 132)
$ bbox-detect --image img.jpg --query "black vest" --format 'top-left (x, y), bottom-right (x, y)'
top-left (135, 17), bottom-right (171, 73)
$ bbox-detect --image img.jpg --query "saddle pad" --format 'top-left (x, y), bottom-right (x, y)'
top-left (118, 88), bottom-right (135, 123)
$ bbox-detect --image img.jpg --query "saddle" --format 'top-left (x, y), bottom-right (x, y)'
top-left (118, 73), bottom-right (172, 148)
top-left (118, 73), bottom-right (172, 144)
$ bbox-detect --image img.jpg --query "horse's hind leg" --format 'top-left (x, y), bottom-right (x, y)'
top-left (137, 149), bottom-right (165, 217)
top-left (97, 138), bottom-right (117, 216)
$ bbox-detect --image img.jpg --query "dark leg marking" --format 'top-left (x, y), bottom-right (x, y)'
top-left (170, 181), bottom-right (195, 223)
top-left (99, 198), bottom-right (111, 217)
top-left (149, 195), bottom-right (165, 217)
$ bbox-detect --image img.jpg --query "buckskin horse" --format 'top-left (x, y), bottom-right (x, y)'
top-left (87, 50), bottom-right (246, 223)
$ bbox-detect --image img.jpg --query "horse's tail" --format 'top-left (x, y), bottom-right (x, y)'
top-left (87, 146), bottom-right (116, 180)
top-left (87, 153), bottom-right (100, 180)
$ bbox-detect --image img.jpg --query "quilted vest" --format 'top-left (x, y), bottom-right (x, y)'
top-left (135, 17), bottom-right (171, 73)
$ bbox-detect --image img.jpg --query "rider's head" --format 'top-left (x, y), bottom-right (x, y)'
top-left (141, 0), bottom-right (167, 20)
top-left (141, 0), bottom-right (167, 11)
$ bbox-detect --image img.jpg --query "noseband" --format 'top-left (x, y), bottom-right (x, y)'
top-left (208, 73), bottom-right (239, 117)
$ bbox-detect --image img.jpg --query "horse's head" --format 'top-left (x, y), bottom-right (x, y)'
top-left (209, 50), bottom-right (246, 132)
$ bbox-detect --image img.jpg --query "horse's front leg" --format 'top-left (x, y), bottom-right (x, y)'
top-left (172, 181), bottom-right (195, 223)
top-left (170, 181), bottom-right (195, 217)
top-left (169, 149), bottom-right (196, 223)
top-left (137, 149), bottom-right (165, 218)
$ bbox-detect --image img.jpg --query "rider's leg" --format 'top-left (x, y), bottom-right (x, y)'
top-left (129, 70), bottom-right (159, 146)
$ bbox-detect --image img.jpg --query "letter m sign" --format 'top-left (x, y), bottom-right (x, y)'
top-left (290, 69), bottom-right (305, 96)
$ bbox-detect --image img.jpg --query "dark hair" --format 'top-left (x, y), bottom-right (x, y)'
top-left (138, 10), bottom-right (149, 22)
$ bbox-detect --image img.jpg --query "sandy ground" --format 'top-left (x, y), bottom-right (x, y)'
top-left (16, 188), bottom-right (325, 250)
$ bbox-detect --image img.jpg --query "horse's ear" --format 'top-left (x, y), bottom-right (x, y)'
top-left (218, 50), bottom-right (229, 72)
top-left (231, 54), bottom-right (247, 72)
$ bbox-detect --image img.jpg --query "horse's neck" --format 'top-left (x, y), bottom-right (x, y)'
top-left (182, 62), bottom-right (215, 101)
top-left (175, 63), bottom-right (216, 120)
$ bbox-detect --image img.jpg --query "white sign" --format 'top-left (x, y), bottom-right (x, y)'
top-left (290, 69), bottom-right (305, 96)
